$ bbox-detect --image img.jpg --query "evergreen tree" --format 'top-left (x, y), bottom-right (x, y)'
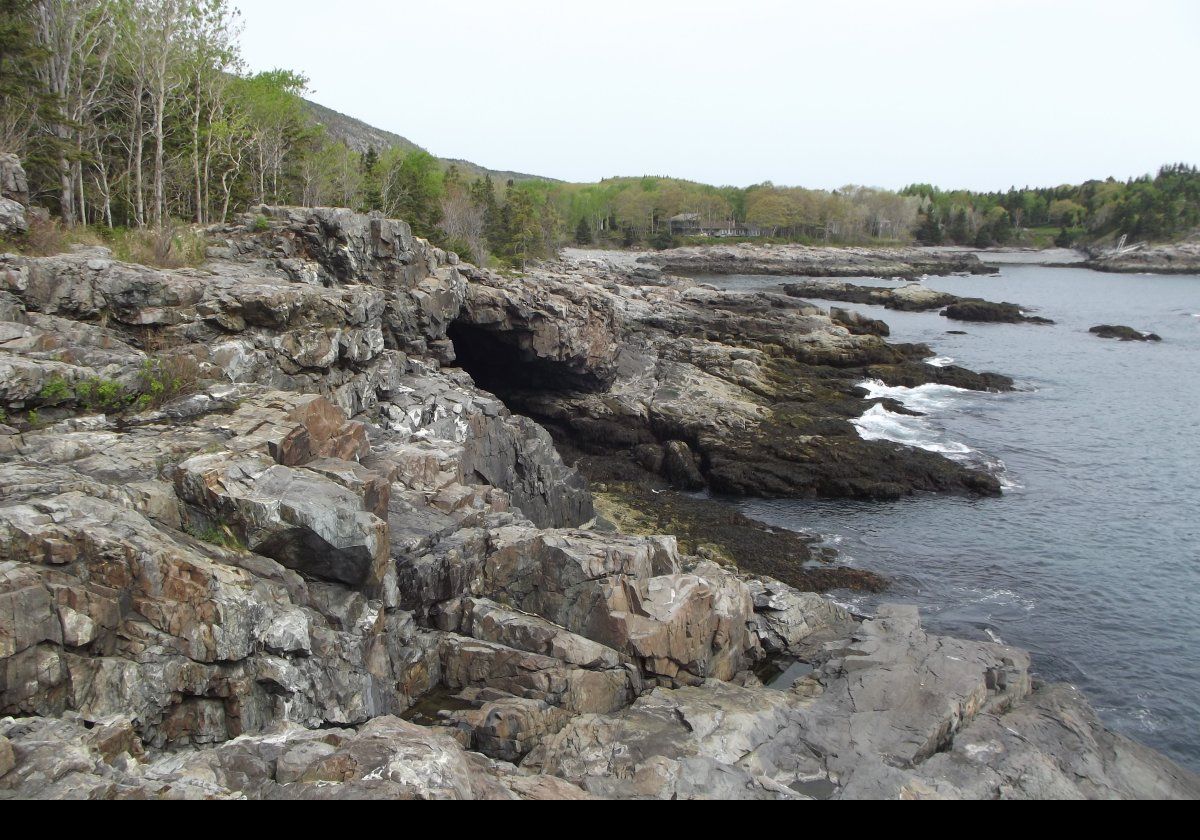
top-left (0, 0), bottom-right (59, 156)
top-left (502, 184), bottom-right (542, 268)
top-left (359, 146), bottom-right (381, 212)
top-left (915, 209), bottom-right (943, 245)
top-left (650, 227), bottom-right (676, 250)
top-left (574, 216), bottom-right (592, 246)
top-left (471, 175), bottom-right (503, 253)
top-left (948, 209), bottom-right (971, 244)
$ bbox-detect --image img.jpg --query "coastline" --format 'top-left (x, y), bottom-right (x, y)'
top-left (1, 197), bottom-right (1197, 798)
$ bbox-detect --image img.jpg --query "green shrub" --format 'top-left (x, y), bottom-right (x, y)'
top-left (185, 522), bottom-right (246, 551)
top-left (75, 377), bottom-right (128, 412)
top-left (38, 375), bottom-right (73, 404)
top-left (136, 355), bottom-right (202, 410)
top-left (252, 215), bottom-right (270, 233)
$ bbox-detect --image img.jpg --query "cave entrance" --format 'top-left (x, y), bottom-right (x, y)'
top-left (447, 321), bottom-right (605, 403)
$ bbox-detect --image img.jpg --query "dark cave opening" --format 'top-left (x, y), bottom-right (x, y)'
top-left (447, 321), bottom-right (607, 401)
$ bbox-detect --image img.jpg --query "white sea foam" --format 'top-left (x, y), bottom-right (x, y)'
top-left (925, 356), bottom-right (955, 368)
top-left (857, 378), bottom-right (973, 414)
top-left (854, 379), bottom-right (1022, 492)
top-left (851, 404), bottom-right (973, 454)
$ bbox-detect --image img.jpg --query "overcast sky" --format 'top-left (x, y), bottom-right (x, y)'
top-left (238, 0), bottom-right (1200, 191)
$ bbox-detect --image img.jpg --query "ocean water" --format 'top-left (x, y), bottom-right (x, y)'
top-left (702, 265), bottom-right (1200, 771)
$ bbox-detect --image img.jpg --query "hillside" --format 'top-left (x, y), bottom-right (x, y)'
top-left (304, 98), bottom-right (555, 184)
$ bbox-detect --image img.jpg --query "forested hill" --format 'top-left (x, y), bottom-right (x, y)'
top-left (304, 99), bottom-right (553, 185)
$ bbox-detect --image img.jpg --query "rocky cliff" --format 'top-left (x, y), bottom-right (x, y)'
top-left (0, 161), bottom-right (1196, 798)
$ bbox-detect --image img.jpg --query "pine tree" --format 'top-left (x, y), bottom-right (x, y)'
top-left (915, 209), bottom-right (943, 245)
top-left (359, 146), bottom-right (381, 211)
top-left (948, 209), bottom-right (971, 244)
top-left (0, 0), bottom-right (60, 156)
top-left (574, 217), bottom-right (592, 246)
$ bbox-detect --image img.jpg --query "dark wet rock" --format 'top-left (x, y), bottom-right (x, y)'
top-left (784, 280), bottom-right (959, 312)
top-left (458, 261), bottom-right (1006, 500)
top-left (781, 280), bottom-right (1052, 325)
top-left (942, 300), bottom-right (1054, 325)
top-left (661, 440), bottom-right (705, 490)
top-left (1090, 324), bottom-right (1162, 342)
top-left (830, 306), bottom-right (890, 337)
top-left (639, 244), bottom-right (997, 278)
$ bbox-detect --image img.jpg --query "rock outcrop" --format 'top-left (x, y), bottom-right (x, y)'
top-left (1083, 242), bottom-right (1200, 275)
top-left (784, 279), bottom-right (959, 311)
top-left (526, 606), bottom-right (1199, 800)
top-left (638, 243), bottom-right (998, 278)
top-left (455, 261), bottom-right (1013, 501)
top-left (941, 299), bottom-right (1054, 325)
top-left (1090, 324), bottom-right (1163, 342)
top-left (1, 204), bottom-right (1195, 800)
top-left (0, 155), bottom-right (29, 237)
top-left (782, 279), bottom-right (1054, 324)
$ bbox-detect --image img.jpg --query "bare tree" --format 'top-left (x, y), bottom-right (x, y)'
top-left (438, 186), bottom-right (487, 264)
top-left (32, 0), bottom-right (116, 226)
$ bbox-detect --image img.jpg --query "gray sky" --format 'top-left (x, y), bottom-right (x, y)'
top-left (238, 0), bottom-right (1200, 191)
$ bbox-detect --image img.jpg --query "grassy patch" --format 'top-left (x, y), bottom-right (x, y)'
top-left (184, 522), bottom-right (247, 552)
top-left (2, 216), bottom-right (207, 268)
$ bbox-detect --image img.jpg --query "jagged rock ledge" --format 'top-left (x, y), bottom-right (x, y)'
top-left (456, 259), bottom-right (1013, 502)
top-left (638, 243), bottom-right (999, 278)
top-left (0, 164), bottom-right (1195, 798)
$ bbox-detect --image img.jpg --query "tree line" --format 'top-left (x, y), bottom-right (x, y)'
top-left (905, 164), bottom-right (1200, 247)
top-left (3, 1), bottom-right (1195, 265)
